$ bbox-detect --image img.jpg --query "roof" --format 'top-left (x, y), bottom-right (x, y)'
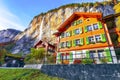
top-left (54, 12), bottom-right (102, 36)
top-left (102, 12), bottom-right (120, 22)
top-left (34, 40), bottom-right (42, 48)
top-left (34, 40), bottom-right (55, 48)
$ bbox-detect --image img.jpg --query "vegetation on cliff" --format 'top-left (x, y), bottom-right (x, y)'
top-left (34, 1), bottom-right (113, 19)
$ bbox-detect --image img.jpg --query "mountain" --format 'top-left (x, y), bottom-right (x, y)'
top-left (0, 29), bottom-right (21, 43)
top-left (11, 2), bottom-right (116, 54)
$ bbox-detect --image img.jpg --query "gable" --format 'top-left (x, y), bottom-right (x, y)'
top-left (54, 12), bottom-right (102, 36)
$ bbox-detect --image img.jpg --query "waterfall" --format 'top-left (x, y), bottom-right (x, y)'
top-left (39, 16), bottom-right (45, 40)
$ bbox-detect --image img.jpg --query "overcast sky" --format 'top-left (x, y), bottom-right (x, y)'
top-left (0, 0), bottom-right (103, 31)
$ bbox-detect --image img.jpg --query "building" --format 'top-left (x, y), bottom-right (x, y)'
top-left (34, 40), bottom-right (55, 54)
top-left (54, 12), bottom-right (119, 64)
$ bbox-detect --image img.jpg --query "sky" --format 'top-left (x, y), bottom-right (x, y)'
top-left (0, 0), bottom-right (103, 31)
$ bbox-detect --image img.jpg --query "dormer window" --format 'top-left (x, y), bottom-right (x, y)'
top-left (71, 19), bottom-right (83, 26)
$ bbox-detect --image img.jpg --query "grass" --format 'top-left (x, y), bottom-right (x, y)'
top-left (0, 68), bottom-right (63, 80)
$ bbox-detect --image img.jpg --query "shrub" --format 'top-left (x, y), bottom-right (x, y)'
top-left (82, 59), bottom-right (93, 64)
top-left (100, 58), bottom-right (108, 63)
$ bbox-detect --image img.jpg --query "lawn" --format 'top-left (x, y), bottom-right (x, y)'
top-left (0, 68), bottom-right (63, 80)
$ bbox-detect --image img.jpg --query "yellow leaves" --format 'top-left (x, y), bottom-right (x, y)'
top-left (118, 37), bottom-right (120, 42)
top-left (116, 16), bottom-right (120, 28)
top-left (114, 2), bottom-right (120, 29)
top-left (114, 2), bottom-right (120, 13)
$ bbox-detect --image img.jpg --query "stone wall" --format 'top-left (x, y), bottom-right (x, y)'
top-left (41, 64), bottom-right (120, 80)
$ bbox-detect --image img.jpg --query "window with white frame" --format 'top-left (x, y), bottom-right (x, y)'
top-left (61, 33), bottom-right (65, 38)
top-left (75, 39), bottom-right (80, 46)
top-left (66, 41), bottom-right (69, 47)
top-left (93, 23), bottom-right (98, 30)
top-left (89, 51), bottom-right (96, 59)
top-left (95, 35), bottom-right (102, 42)
top-left (66, 55), bottom-right (70, 60)
top-left (82, 53), bottom-right (86, 58)
top-left (75, 52), bottom-right (82, 59)
top-left (87, 25), bottom-right (92, 31)
top-left (61, 42), bottom-right (66, 48)
top-left (88, 36), bottom-right (95, 43)
top-left (98, 50), bottom-right (105, 58)
top-left (63, 55), bottom-right (66, 60)
top-left (75, 29), bottom-right (80, 34)
top-left (66, 32), bottom-right (70, 37)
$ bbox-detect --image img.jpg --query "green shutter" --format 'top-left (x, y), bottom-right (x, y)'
top-left (101, 34), bottom-right (106, 42)
top-left (72, 40), bottom-right (76, 47)
top-left (79, 27), bottom-right (82, 34)
top-left (80, 38), bottom-right (84, 45)
top-left (105, 48), bottom-right (112, 62)
top-left (74, 21), bottom-right (77, 26)
top-left (98, 22), bottom-right (103, 29)
top-left (69, 52), bottom-right (73, 62)
top-left (84, 26), bottom-right (87, 32)
top-left (76, 20), bottom-right (79, 25)
top-left (79, 20), bottom-right (82, 24)
top-left (86, 37), bottom-right (89, 45)
top-left (68, 41), bottom-right (71, 47)
top-left (86, 51), bottom-right (90, 58)
top-left (72, 30), bottom-right (75, 36)
top-left (69, 31), bottom-right (72, 36)
top-left (57, 53), bottom-right (61, 63)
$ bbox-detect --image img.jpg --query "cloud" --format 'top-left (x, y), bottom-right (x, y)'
top-left (0, 1), bottom-right (25, 31)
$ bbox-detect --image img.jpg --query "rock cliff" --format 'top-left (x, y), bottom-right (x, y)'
top-left (11, 2), bottom-right (115, 54)
top-left (0, 29), bottom-right (21, 43)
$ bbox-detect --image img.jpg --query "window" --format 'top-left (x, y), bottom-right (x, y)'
top-left (77, 20), bottom-right (82, 25)
top-left (79, 20), bottom-right (82, 23)
top-left (71, 22), bottom-right (74, 26)
top-left (75, 29), bottom-right (80, 34)
top-left (66, 31), bottom-right (71, 37)
top-left (66, 41), bottom-right (71, 47)
top-left (66, 55), bottom-right (70, 60)
top-left (89, 51), bottom-right (96, 59)
top-left (95, 35), bottom-right (101, 42)
top-left (82, 53), bottom-right (86, 58)
top-left (61, 33), bottom-right (65, 38)
top-left (75, 39), bottom-right (80, 46)
top-left (61, 42), bottom-right (66, 48)
top-left (87, 25), bottom-right (92, 31)
top-left (88, 36), bottom-right (95, 43)
top-left (93, 24), bottom-right (98, 30)
top-left (71, 20), bottom-right (82, 26)
top-left (66, 41), bottom-right (69, 47)
top-left (98, 50), bottom-right (105, 58)
top-left (75, 53), bottom-right (82, 59)
top-left (66, 32), bottom-right (69, 37)
top-left (63, 55), bottom-right (66, 60)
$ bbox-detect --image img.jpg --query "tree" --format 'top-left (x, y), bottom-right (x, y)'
top-left (30, 48), bottom-right (46, 63)
top-left (0, 49), bottom-right (8, 65)
top-left (114, 2), bottom-right (120, 44)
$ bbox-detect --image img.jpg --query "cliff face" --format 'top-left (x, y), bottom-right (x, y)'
top-left (11, 3), bottom-right (115, 54)
top-left (0, 29), bottom-right (21, 43)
